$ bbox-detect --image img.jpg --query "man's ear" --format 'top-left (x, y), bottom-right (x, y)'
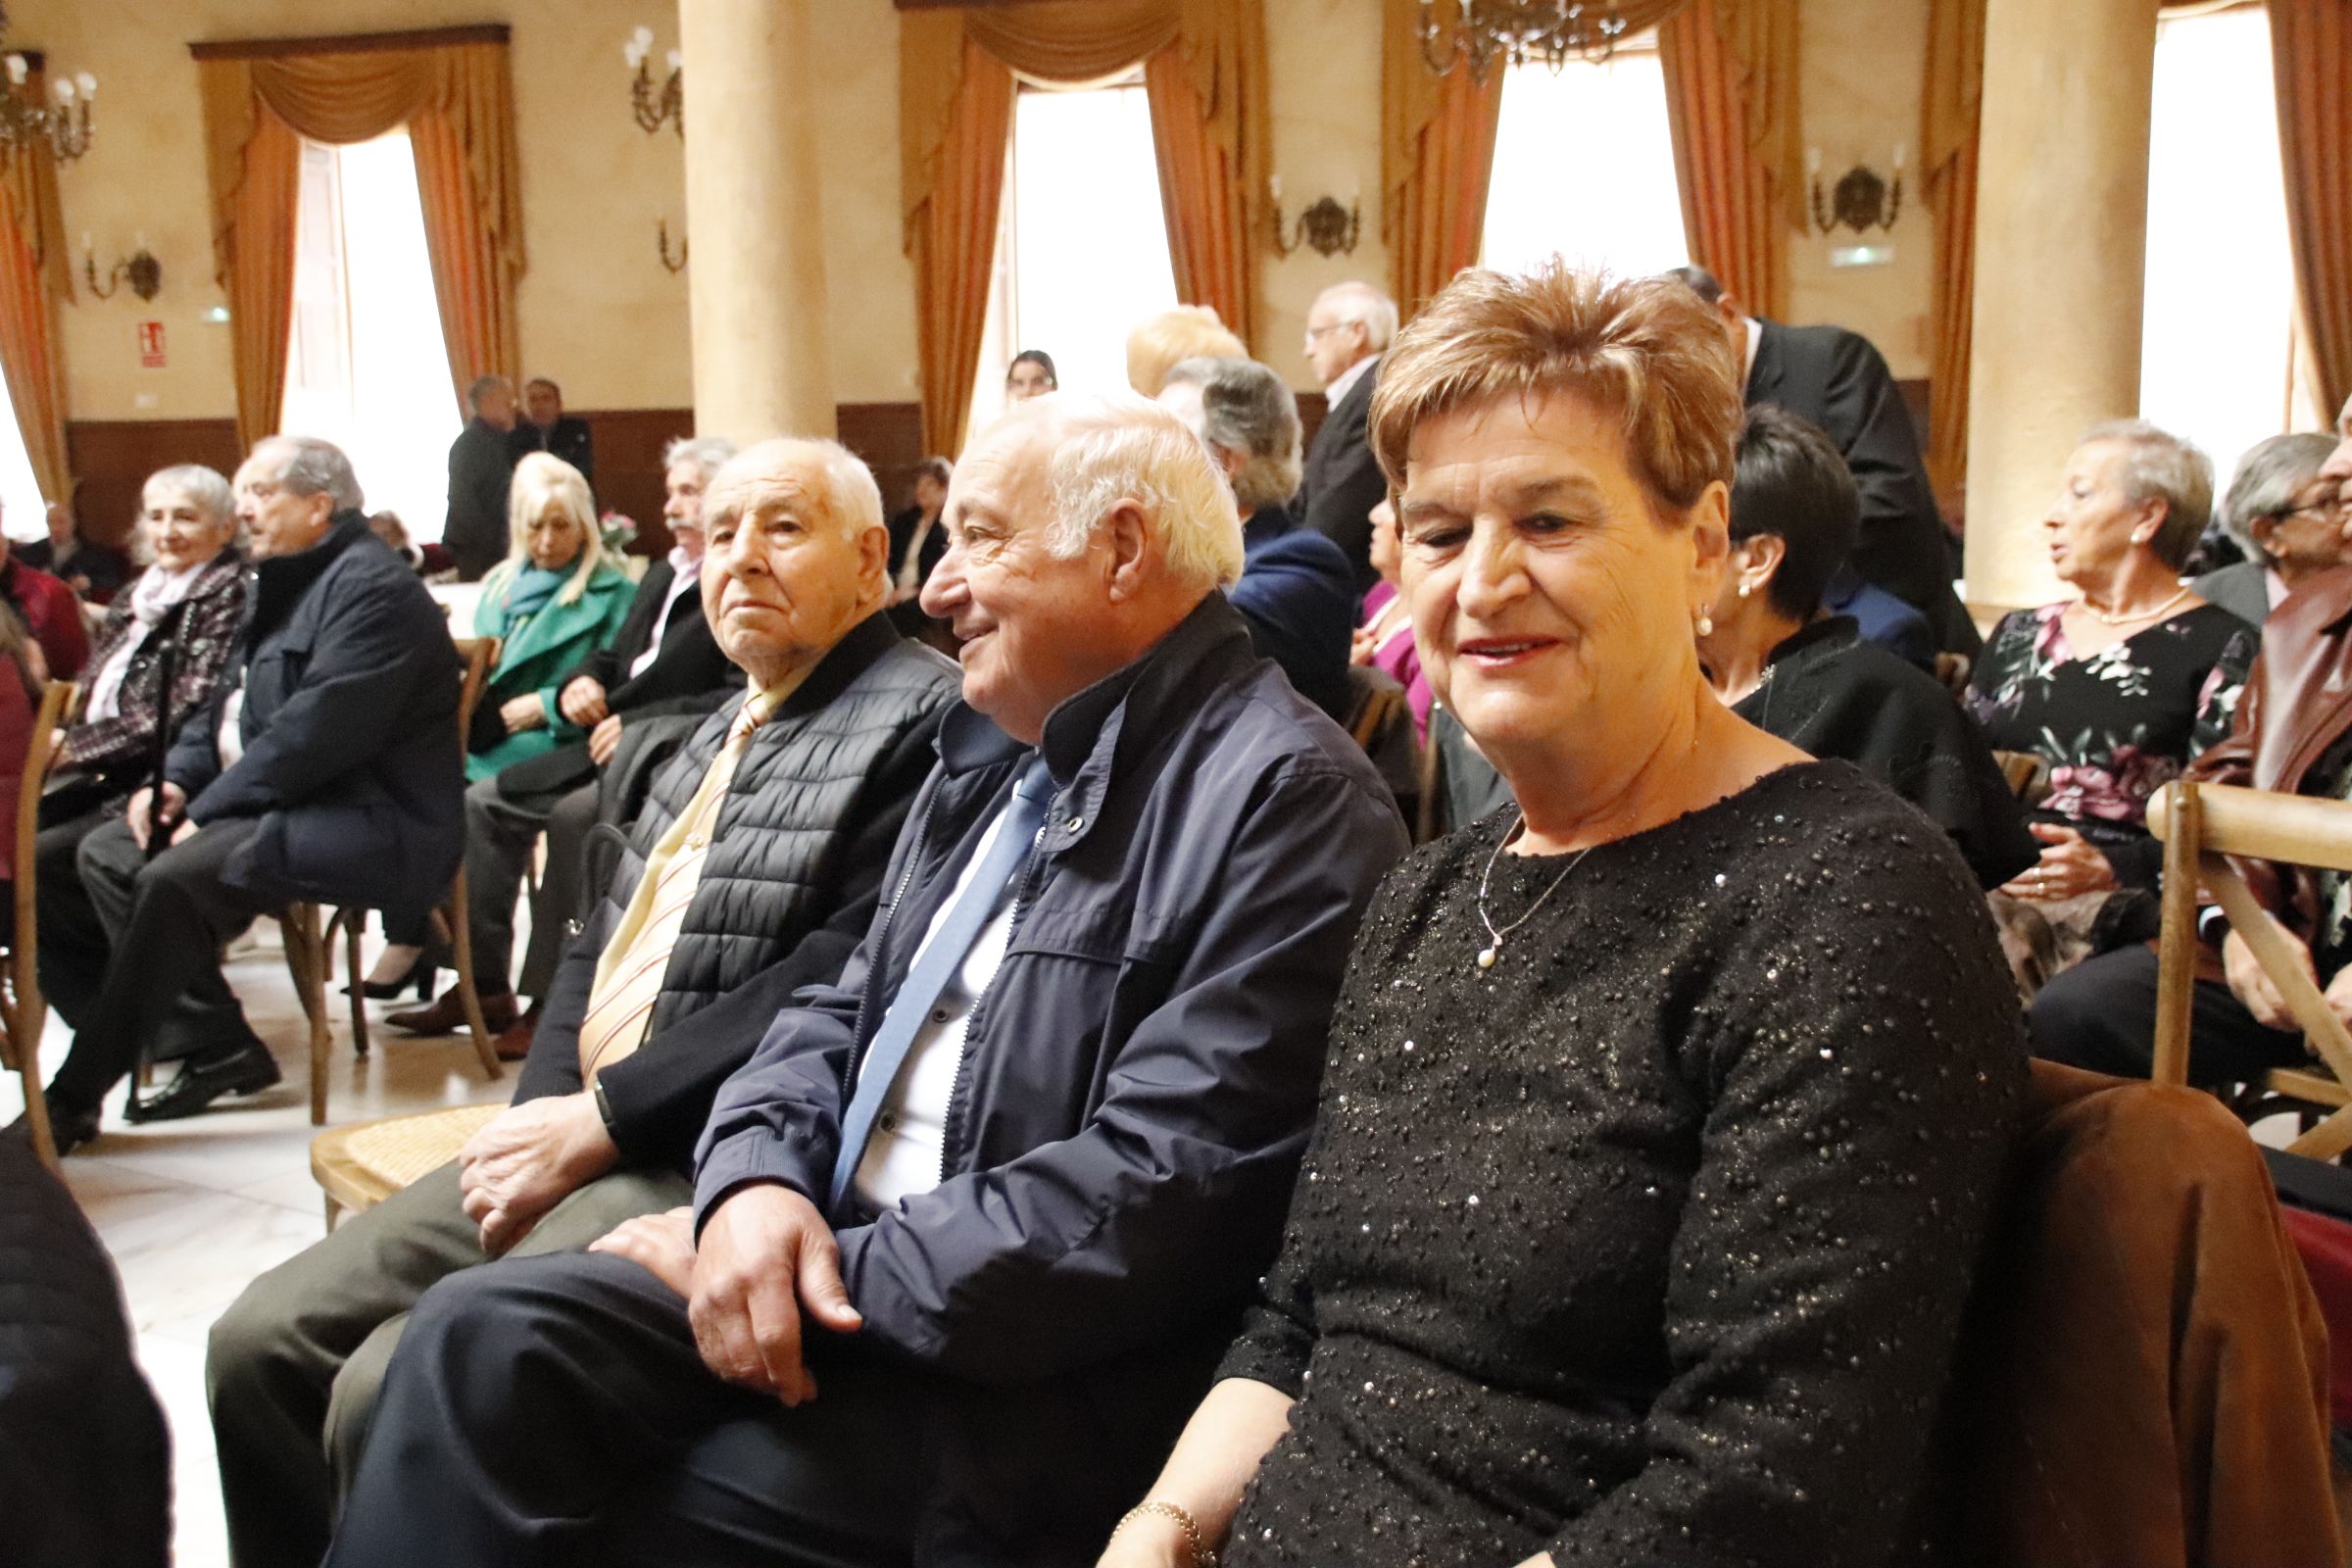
top-left (1102, 500), bottom-right (1152, 604)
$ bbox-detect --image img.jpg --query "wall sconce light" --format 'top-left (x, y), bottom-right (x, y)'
top-left (1269, 176), bottom-right (1360, 259)
top-left (622, 26), bottom-right (683, 136)
top-left (657, 219), bottom-right (687, 273)
top-left (82, 232), bottom-right (160, 301)
top-left (1809, 146), bottom-right (1904, 235)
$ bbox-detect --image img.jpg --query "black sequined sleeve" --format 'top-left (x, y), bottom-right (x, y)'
top-left (1216, 1223), bottom-right (1318, 1398)
top-left (1542, 822), bottom-right (2026, 1568)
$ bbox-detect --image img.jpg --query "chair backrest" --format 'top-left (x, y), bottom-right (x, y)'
top-left (450, 637), bottom-right (500, 746)
top-left (2148, 779), bottom-right (2352, 1158)
top-left (12, 680), bottom-right (76, 994)
top-left (1345, 663), bottom-right (1407, 754)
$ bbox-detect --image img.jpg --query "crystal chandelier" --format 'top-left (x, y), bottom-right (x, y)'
top-left (1418, 0), bottom-right (1631, 82)
top-left (0, 6), bottom-right (94, 163)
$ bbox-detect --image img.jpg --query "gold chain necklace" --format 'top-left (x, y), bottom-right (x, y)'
top-left (2077, 585), bottom-right (2193, 627)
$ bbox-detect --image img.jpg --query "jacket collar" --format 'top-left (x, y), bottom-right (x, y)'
top-left (1764, 613), bottom-right (1860, 670)
top-left (934, 593), bottom-right (1251, 853)
top-left (765, 607), bottom-right (906, 723)
top-left (246, 512), bottom-right (369, 641)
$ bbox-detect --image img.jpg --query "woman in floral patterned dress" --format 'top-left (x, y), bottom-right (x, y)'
top-left (1966, 420), bottom-right (2256, 983)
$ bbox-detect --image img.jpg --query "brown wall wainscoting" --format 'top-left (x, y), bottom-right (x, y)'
top-left (61, 404), bottom-right (931, 560)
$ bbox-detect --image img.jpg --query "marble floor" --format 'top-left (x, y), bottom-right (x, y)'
top-left (3, 920), bottom-right (513, 1568)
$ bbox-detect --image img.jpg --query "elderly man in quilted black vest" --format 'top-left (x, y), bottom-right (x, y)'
top-left (206, 438), bottom-right (961, 1568)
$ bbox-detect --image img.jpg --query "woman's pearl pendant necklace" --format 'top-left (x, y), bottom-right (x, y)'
top-left (1474, 815), bottom-right (1594, 971)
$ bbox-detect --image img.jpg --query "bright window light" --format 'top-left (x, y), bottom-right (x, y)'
top-left (280, 127), bottom-right (461, 539)
top-left (963, 82), bottom-right (1179, 455)
top-left (1480, 40), bottom-right (1690, 280)
top-left (2139, 5), bottom-right (2296, 498)
top-left (0, 364), bottom-right (49, 543)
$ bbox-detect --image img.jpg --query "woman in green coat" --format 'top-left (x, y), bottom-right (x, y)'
top-left (359, 453), bottom-right (632, 1000)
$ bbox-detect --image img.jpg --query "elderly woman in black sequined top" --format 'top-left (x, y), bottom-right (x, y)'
top-left (1098, 265), bottom-right (2027, 1568)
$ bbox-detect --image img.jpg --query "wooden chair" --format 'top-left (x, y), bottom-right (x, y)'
top-left (311, 1101), bottom-right (502, 1227)
top-left (1, 681), bottom-right (78, 1173)
top-left (1345, 664), bottom-right (1408, 754)
top-left (1989, 749), bottom-right (2048, 804)
top-left (2148, 779), bottom-right (2352, 1160)
top-left (283, 637), bottom-right (505, 1126)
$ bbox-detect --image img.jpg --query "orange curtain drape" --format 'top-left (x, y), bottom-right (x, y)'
top-left (1381, 0), bottom-right (1506, 320)
top-left (196, 35), bottom-right (523, 449)
top-left (2272, 0), bottom-right (2352, 419)
top-left (1658, 0), bottom-right (1801, 321)
top-left (0, 60), bottom-right (73, 508)
top-left (1921, 0), bottom-right (1985, 511)
top-left (899, 0), bottom-right (1267, 455)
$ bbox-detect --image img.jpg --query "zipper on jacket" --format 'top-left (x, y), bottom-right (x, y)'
top-left (934, 819), bottom-right (1052, 1185)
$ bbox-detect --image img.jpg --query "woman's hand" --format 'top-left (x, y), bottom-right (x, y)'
top-left (1095, 1512), bottom-right (1191, 1568)
top-left (1348, 622), bottom-right (1380, 667)
top-left (2000, 823), bottom-right (2118, 902)
top-left (2223, 924), bottom-right (2313, 1032)
top-left (500, 693), bottom-right (548, 734)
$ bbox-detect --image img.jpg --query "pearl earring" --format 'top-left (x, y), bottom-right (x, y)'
top-left (1696, 612), bottom-right (1714, 635)
top-left (1737, 583), bottom-right (1751, 599)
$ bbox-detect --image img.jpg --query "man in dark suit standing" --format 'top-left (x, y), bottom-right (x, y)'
top-left (445, 374), bottom-right (519, 581)
top-left (388, 436), bottom-right (741, 1047)
top-left (1667, 266), bottom-right (1978, 656)
top-left (508, 376), bottom-right (596, 485)
top-left (1296, 280), bottom-right (1397, 596)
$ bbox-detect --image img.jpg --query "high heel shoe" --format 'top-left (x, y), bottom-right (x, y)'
top-left (346, 951), bottom-right (443, 1002)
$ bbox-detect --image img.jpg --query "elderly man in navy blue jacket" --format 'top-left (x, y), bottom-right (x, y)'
top-left (326, 394), bottom-right (1408, 1568)
top-left (29, 436), bottom-right (460, 1149)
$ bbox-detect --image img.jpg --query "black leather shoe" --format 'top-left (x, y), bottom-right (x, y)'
top-left (122, 1042), bottom-right (282, 1124)
top-left (9, 1095), bottom-right (99, 1153)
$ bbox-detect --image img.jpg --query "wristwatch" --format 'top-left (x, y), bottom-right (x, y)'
top-left (591, 1076), bottom-right (617, 1133)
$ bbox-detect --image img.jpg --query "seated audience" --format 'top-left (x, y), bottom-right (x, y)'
top-left (1351, 497), bottom-right (1431, 742)
top-left (1099, 263), bottom-right (2023, 1568)
top-left (208, 436), bottom-right (960, 1568)
top-left (2031, 395), bottom-right (2352, 1086)
top-left (0, 1128), bottom-right (171, 1568)
top-left (364, 454), bottom-right (633, 998)
top-left (17, 500), bottom-right (128, 604)
top-left (1298, 281), bottom-right (1396, 594)
top-left (445, 373), bottom-right (519, 581)
top-left (1966, 419), bottom-right (2254, 977)
top-left (2190, 431), bottom-right (2343, 628)
top-left (320, 392), bottom-right (1407, 1565)
top-left (1667, 264), bottom-right (1978, 656)
top-left (0, 546), bottom-right (87, 679)
top-left (24, 436), bottom-right (462, 1148)
top-left (36, 466), bottom-right (246, 1066)
top-left (1698, 405), bottom-right (2036, 889)
top-left (1157, 356), bottom-right (1355, 717)
top-left (886, 456), bottom-right (952, 611)
top-left (506, 375), bottom-right (595, 483)
top-left (387, 437), bottom-right (740, 1043)
top-left (1005, 348), bottom-right (1057, 401)
top-left (1126, 303), bottom-right (1247, 397)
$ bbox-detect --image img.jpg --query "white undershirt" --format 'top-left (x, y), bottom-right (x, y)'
top-left (1324, 351), bottom-right (1379, 409)
top-left (629, 546), bottom-right (702, 681)
top-left (851, 798), bottom-right (1025, 1208)
top-left (217, 685), bottom-right (246, 770)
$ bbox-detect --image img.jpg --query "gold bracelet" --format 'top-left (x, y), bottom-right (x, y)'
top-left (1114, 1500), bottom-right (1218, 1568)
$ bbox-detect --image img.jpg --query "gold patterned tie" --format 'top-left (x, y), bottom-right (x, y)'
top-left (576, 694), bottom-right (771, 1077)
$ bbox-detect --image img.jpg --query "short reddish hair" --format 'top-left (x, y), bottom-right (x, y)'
top-left (1369, 263), bottom-right (1742, 517)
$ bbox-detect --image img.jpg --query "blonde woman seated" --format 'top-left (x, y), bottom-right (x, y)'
top-left (1127, 304), bottom-right (1247, 397)
top-left (365, 453), bottom-right (632, 997)
top-left (1100, 266), bottom-right (2025, 1568)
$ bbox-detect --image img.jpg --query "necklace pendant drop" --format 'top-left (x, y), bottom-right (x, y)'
top-left (1476, 945), bottom-right (1498, 970)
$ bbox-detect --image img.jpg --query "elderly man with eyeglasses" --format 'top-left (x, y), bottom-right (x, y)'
top-left (2033, 395), bottom-right (2352, 1085)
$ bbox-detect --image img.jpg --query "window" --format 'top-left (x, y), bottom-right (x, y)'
top-left (1480, 37), bottom-right (1690, 279)
top-left (2138, 4), bottom-right (2303, 496)
top-left (280, 127), bottom-right (460, 537)
top-left (0, 373), bottom-right (49, 544)
top-left (962, 80), bottom-right (1180, 453)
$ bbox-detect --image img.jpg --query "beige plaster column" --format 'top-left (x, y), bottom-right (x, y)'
top-left (1962, 0), bottom-right (2158, 613)
top-left (679, 0), bottom-right (835, 441)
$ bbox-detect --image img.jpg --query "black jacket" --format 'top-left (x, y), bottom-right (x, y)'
top-left (444, 417), bottom-right (516, 581)
top-left (692, 594), bottom-right (1407, 1562)
top-left (887, 507), bottom-right (949, 594)
top-left (168, 514), bottom-right (464, 915)
top-left (495, 557), bottom-right (736, 800)
top-left (507, 415), bottom-right (595, 484)
top-left (0, 1126), bottom-right (170, 1567)
top-left (1746, 319), bottom-right (1978, 655)
top-left (516, 612), bottom-right (959, 1168)
top-left (1733, 616), bottom-right (2037, 889)
top-left (1298, 359), bottom-right (1386, 597)
top-left (1230, 510), bottom-right (1355, 718)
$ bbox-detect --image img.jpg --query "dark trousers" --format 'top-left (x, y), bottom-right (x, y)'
top-left (44, 815), bottom-right (269, 1110)
top-left (35, 806), bottom-right (226, 1068)
top-left (322, 1250), bottom-right (931, 1568)
top-left (2029, 942), bottom-right (2309, 1088)
top-left (514, 780), bottom-right (599, 998)
top-left (461, 772), bottom-right (573, 997)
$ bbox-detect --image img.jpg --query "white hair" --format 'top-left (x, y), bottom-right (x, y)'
top-left (2079, 417), bottom-right (2213, 570)
top-left (705, 437), bottom-right (885, 544)
top-left (662, 434), bottom-right (739, 479)
top-left (1033, 392), bottom-right (1245, 593)
top-left (249, 435), bottom-right (364, 513)
top-left (1315, 280), bottom-right (1399, 352)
